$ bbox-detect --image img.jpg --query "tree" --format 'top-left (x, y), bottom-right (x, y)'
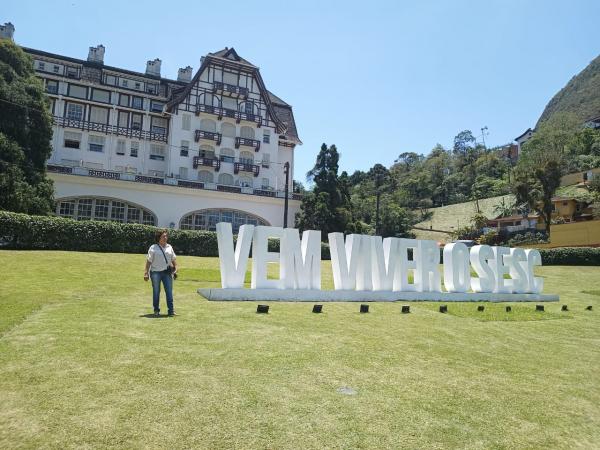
top-left (0, 39), bottom-right (54, 214)
top-left (296, 144), bottom-right (353, 239)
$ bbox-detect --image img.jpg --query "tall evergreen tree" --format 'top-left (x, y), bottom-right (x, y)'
top-left (0, 39), bottom-right (54, 214)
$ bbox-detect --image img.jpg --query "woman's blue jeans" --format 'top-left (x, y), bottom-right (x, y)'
top-left (150, 270), bottom-right (173, 314)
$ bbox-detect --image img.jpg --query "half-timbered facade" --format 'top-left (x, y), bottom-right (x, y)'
top-left (6, 22), bottom-right (301, 230)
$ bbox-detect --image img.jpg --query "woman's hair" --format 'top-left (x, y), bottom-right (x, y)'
top-left (155, 229), bottom-right (168, 243)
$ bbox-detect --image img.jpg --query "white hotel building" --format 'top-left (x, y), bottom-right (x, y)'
top-left (2, 23), bottom-right (302, 231)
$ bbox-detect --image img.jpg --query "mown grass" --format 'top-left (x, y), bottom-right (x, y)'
top-left (1, 251), bottom-right (599, 449)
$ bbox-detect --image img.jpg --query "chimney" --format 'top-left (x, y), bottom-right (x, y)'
top-left (0, 22), bottom-right (15, 41)
top-left (145, 58), bottom-right (162, 77)
top-left (87, 44), bottom-right (105, 64)
top-left (177, 66), bottom-right (192, 82)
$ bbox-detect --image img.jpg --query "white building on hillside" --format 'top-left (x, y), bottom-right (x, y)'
top-left (3, 23), bottom-right (302, 230)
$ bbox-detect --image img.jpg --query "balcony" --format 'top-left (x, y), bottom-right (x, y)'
top-left (217, 184), bottom-right (242, 194)
top-left (235, 137), bottom-right (260, 152)
top-left (194, 129), bottom-right (222, 145)
top-left (195, 104), bottom-right (262, 126)
top-left (234, 162), bottom-right (260, 177)
top-left (213, 81), bottom-right (249, 98)
top-left (193, 156), bottom-right (221, 171)
top-left (54, 116), bottom-right (167, 143)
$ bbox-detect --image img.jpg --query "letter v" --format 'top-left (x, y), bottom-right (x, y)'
top-left (217, 222), bottom-right (253, 288)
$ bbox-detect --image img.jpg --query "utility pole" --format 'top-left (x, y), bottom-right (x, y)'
top-left (283, 161), bottom-right (290, 228)
top-left (481, 126), bottom-right (488, 150)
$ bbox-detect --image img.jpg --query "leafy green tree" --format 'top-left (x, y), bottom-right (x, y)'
top-left (296, 144), bottom-right (353, 239)
top-left (0, 39), bottom-right (54, 214)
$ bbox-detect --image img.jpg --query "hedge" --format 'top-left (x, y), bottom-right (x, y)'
top-left (0, 211), bottom-right (332, 259)
top-left (538, 247), bottom-right (600, 266)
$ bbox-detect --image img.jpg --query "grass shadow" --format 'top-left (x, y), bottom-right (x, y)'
top-left (139, 314), bottom-right (170, 319)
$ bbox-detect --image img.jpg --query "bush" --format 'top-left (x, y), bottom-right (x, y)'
top-left (0, 211), bottom-right (332, 259)
top-left (538, 247), bottom-right (600, 266)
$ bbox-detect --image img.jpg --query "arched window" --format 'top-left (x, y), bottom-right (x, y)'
top-left (239, 101), bottom-right (257, 115)
top-left (218, 173), bottom-right (234, 185)
top-left (219, 148), bottom-right (235, 163)
top-left (199, 144), bottom-right (215, 158)
top-left (198, 170), bottom-right (214, 183)
top-left (198, 93), bottom-right (220, 108)
top-left (200, 118), bottom-right (216, 133)
top-left (180, 208), bottom-right (268, 232)
top-left (221, 122), bottom-right (235, 138)
top-left (239, 151), bottom-right (254, 165)
top-left (55, 197), bottom-right (156, 225)
top-left (240, 126), bottom-right (254, 139)
top-left (238, 175), bottom-right (253, 188)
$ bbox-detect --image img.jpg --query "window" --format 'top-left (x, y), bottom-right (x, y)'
top-left (66, 103), bottom-right (84, 120)
top-left (147, 84), bottom-right (157, 94)
top-left (151, 117), bottom-right (168, 134)
top-left (131, 113), bottom-right (143, 130)
top-left (150, 144), bottom-right (166, 161)
top-left (94, 199), bottom-right (110, 220)
top-left (68, 84), bottom-right (87, 99)
top-left (198, 170), bottom-right (214, 183)
top-left (46, 80), bottom-right (59, 95)
top-left (88, 135), bottom-right (105, 153)
top-left (53, 65), bottom-right (60, 74)
top-left (179, 167), bottom-right (188, 179)
top-left (263, 130), bottom-right (270, 144)
top-left (131, 96), bottom-right (143, 109)
top-left (182, 114), bottom-right (191, 131)
top-left (179, 209), bottom-right (267, 231)
top-left (121, 79), bottom-right (129, 88)
top-left (119, 94), bottom-right (130, 107)
top-left (66, 67), bottom-right (79, 79)
top-left (116, 140), bottom-right (126, 155)
top-left (91, 88), bottom-right (110, 103)
top-left (261, 153), bottom-right (270, 168)
top-left (135, 82), bottom-right (141, 90)
top-left (110, 201), bottom-right (126, 222)
top-left (180, 140), bottom-right (189, 157)
top-left (218, 173), bottom-right (234, 185)
top-left (130, 141), bottom-right (139, 157)
top-left (64, 131), bottom-right (82, 149)
top-left (219, 148), bottom-right (234, 163)
top-left (240, 126), bottom-right (254, 139)
top-left (200, 119), bottom-right (217, 133)
top-left (105, 75), bottom-right (117, 86)
top-left (118, 111), bottom-right (129, 128)
top-left (223, 71), bottom-right (237, 85)
top-left (239, 176), bottom-right (253, 188)
top-left (261, 178), bottom-right (270, 190)
top-left (244, 102), bottom-right (254, 115)
top-left (89, 106), bottom-right (108, 124)
top-left (221, 122), bottom-right (235, 138)
top-left (222, 97), bottom-right (237, 111)
top-left (150, 101), bottom-right (164, 113)
top-left (199, 145), bottom-right (215, 159)
top-left (38, 61), bottom-right (45, 71)
top-left (59, 197), bottom-right (153, 224)
top-left (239, 151), bottom-right (254, 165)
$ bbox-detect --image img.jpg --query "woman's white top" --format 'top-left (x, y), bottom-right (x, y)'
top-left (147, 243), bottom-right (176, 272)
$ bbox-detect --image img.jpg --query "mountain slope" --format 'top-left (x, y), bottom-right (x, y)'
top-left (537, 54), bottom-right (600, 126)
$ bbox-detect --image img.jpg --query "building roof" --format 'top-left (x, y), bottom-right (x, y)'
top-left (207, 47), bottom-right (256, 68)
top-left (514, 128), bottom-right (533, 141)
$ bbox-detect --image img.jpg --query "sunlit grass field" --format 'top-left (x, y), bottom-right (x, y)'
top-left (1, 250), bottom-right (599, 449)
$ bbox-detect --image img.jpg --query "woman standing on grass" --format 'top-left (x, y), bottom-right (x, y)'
top-left (144, 229), bottom-right (177, 316)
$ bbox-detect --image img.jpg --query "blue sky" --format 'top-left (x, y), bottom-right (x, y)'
top-left (5, 0), bottom-right (599, 183)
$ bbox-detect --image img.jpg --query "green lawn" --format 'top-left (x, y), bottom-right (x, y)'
top-left (1, 251), bottom-right (599, 449)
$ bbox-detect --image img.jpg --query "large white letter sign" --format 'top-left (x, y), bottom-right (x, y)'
top-left (508, 248), bottom-right (528, 294)
top-left (201, 222), bottom-right (559, 302)
top-left (525, 249), bottom-right (544, 294)
top-left (251, 226), bottom-right (284, 289)
top-left (216, 222), bottom-right (253, 288)
top-left (371, 237), bottom-right (399, 291)
top-left (443, 242), bottom-right (471, 293)
top-left (470, 245), bottom-right (495, 293)
top-left (416, 240), bottom-right (442, 293)
top-left (397, 239), bottom-right (419, 291)
top-left (490, 246), bottom-right (512, 294)
top-left (329, 233), bottom-right (364, 290)
top-left (280, 229), bottom-right (321, 289)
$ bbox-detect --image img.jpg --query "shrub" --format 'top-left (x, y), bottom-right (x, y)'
top-left (538, 247), bottom-right (600, 266)
top-left (0, 211), bottom-right (333, 259)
